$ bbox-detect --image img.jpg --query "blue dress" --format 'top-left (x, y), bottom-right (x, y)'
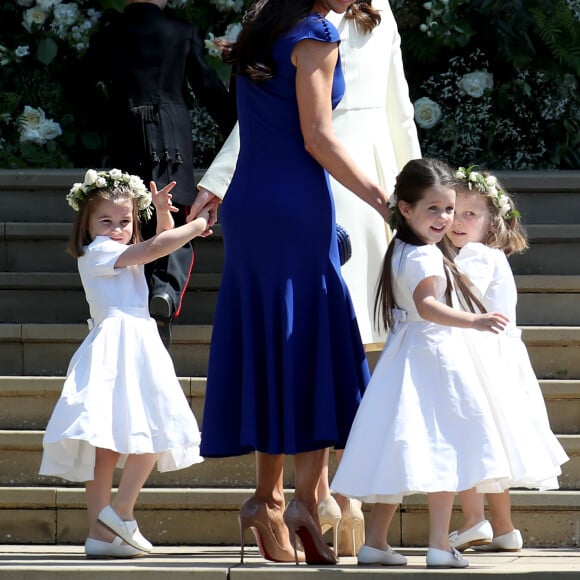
top-left (200, 14), bottom-right (370, 457)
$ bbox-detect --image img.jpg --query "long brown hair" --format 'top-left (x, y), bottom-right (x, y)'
top-left (217, 0), bottom-right (315, 82)
top-left (374, 158), bottom-right (486, 331)
top-left (344, 0), bottom-right (381, 34)
top-left (68, 186), bottom-right (141, 258)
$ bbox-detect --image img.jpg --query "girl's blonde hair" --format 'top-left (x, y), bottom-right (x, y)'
top-left (375, 158), bottom-right (486, 332)
top-left (68, 186), bottom-right (141, 258)
top-left (454, 169), bottom-right (528, 256)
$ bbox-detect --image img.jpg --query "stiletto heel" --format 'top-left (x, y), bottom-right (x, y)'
top-left (284, 499), bottom-right (337, 565)
top-left (338, 498), bottom-right (365, 557)
top-left (238, 496), bottom-right (305, 563)
top-left (317, 496), bottom-right (341, 556)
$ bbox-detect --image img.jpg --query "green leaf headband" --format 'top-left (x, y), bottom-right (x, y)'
top-left (455, 165), bottom-right (520, 220)
top-left (67, 169), bottom-right (153, 222)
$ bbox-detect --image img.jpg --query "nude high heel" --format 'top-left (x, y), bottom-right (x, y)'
top-left (338, 498), bottom-right (365, 557)
top-left (239, 496), bottom-right (305, 563)
top-left (317, 496), bottom-right (341, 556)
top-left (284, 499), bottom-right (337, 565)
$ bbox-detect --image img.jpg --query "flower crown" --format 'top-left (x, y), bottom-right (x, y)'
top-left (387, 194), bottom-right (399, 230)
top-left (455, 165), bottom-right (520, 220)
top-left (67, 169), bottom-right (153, 222)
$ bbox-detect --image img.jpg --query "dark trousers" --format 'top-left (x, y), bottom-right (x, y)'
top-left (141, 202), bottom-right (194, 317)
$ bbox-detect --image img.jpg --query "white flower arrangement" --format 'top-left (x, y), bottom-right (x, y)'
top-left (18, 105), bottom-right (62, 145)
top-left (455, 166), bottom-right (520, 220)
top-left (67, 169), bottom-right (153, 222)
top-left (413, 96), bottom-right (442, 129)
top-left (458, 70), bottom-right (494, 98)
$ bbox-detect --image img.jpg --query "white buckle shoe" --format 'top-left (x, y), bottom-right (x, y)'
top-left (358, 544), bottom-right (407, 566)
top-left (426, 547), bottom-right (469, 568)
top-left (84, 536), bottom-right (146, 559)
top-left (449, 519), bottom-right (493, 551)
top-left (473, 529), bottom-right (523, 552)
top-left (97, 505), bottom-right (153, 552)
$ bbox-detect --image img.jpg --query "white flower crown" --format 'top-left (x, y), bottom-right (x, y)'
top-left (67, 169), bottom-right (153, 222)
top-left (455, 165), bottom-right (520, 220)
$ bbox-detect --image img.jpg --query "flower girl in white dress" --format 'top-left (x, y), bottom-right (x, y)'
top-left (331, 158), bottom-right (513, 569)
top-left (445, 167), bottom-right (568, 553)
top-left (40, 169), bottom-right (215, 559)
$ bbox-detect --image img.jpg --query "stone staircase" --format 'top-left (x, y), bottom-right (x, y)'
top-left (1, 169), bottom-right (579, 561)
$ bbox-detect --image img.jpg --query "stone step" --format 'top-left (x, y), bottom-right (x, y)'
top-left (1, 430), bottom-right (576, 490)
top-left (0, 486), bottom-right (578, 548)
top-left (495, 170), bottom-right (580, 225)
top-left (0, 222), bottom-right (224, 274)
top-left (1, 374), bottom-right (578, 434)
top-left (1, 546), bottom-right (578, 580)
top-left (509, 225), bottom-right (580, 275)
top-left (0, 272), bottom-right (221, 324)
top-left (2, 324), bottom-right (580, 379)
top-left (2, 271), bottom-right (579, 325)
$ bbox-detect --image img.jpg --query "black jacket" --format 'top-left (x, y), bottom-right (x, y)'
top-left (83, 3), bottom-right (236, 205)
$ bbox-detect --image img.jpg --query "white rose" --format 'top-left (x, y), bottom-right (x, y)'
top-left (469, 171), bottom-right (480, 182)
top-left (128, 174), bottom-right (146, 194)
top-left (458, 70), bottom-right (494, 98)
top-left (485, 175), bottom-right (497, 187)
top-left (19, 126), bottom-right (45, 145)
top-left (498, 196), bottom-right (510, 208)
top-left (39, 118), bottom-right (62, 141)
top-left (37, 0), bottom-right (62, 10)
top-left (20, 105), bottom-right (45, 129)
top-left (488, 185), bottom-right (498, 196)
top-left (15, 45), bottom-right (30, 58)
top-left (53, 3), bottom-right (80, 26)
top-left (95, 176), bottom-right (107, 188)
top-left (455, 168), bottom-right (466, 179)
top-left (413, 97), bottom-right (442, 129)
top-left (23, 6), bottom-right (48, 30)
top-left (84, 169), bottom-right (98, 186)
top-left (109, 168), bottom-right (123, 180)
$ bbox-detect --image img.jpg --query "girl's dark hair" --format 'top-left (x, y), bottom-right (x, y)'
top-left (68, 186), bottom-right (141, 258)
top-left (218, 0), bottom-right (315, 82)
top-left (345, 0), bottom-right (381, 34)
top-left (374, 158), bottom-right (486, 331)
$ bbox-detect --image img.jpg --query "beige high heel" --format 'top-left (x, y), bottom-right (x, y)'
top-left (284, 499), bottom-right (337, 565)
top-left (239, 496), bottom-right (305, 563)
top-left (338, 498), bottom-right (365, 557)
top-left (317, 496), bottom-right (341, 556)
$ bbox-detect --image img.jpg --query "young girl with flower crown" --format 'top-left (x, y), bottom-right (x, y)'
top-left (445, 166), bottom-right (569, 553)
top-left (331, 158), bottom-right (514, 569)
top-left (39, 169), bottom-right (215, 559)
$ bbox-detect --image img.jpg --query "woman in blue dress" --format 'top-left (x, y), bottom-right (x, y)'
top-left (199, 0), bottom-right (391, 565)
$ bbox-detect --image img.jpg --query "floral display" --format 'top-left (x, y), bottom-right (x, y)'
top-left (0, 0), bottom-right (578, 171)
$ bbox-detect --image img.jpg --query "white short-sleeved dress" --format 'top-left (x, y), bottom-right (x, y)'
top-left (39, 236), bottom-right (203, 482)
top-left (331, 240), bottom-right (512, 502)
top-left (455, 243), bottom-right (568, 490)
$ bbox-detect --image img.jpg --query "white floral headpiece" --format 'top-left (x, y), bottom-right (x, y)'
top-left (455, 165), bottom-right (520, 220)
top-left (67, 169), bottom-right (152, 222)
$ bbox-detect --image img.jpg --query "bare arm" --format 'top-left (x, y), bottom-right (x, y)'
top-left (293, 39), bottom-right (390, 221)
top-left (413, 277), bottom-right (509, 333)
top-left (114, 207), bottom-right (211, 269)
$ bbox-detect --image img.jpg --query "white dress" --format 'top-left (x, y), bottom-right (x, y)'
top-left (40, 236), bottom-right (203, 482)
top-left (331, 241), bottom-right (512, 502)
top-left (197, 0), bottom-right (421, 347)
top-left (455, 243), bottom-right (568, 490)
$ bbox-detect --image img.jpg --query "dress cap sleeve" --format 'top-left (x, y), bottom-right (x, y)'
top-left (298, 14), bottom-right (340, 44)
top-left (405, 244), bottom-right (446, 296)
top-left (455, 242), bottom-right (495, 298)
top-left (81, 236), bottom-right (128, 278)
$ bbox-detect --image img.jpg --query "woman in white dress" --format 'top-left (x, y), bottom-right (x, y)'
top-left (444, 167), bottom-right (569, 553)
top-left (40, 170), bottom-right (214, 558)
top-left (331, 158), bottom-right (514, 569)
top-left (191, 0), bottom-right (421, 557)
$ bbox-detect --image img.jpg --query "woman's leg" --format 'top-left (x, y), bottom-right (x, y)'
top-left (85, 447), bottom-right (120, 541)
top-left (316, 448), bottom-right (332, 503)
top-left (294, 448), bottom-right (326, 518)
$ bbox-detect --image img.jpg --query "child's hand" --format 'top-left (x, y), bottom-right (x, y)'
top-left (472, 312), bottom-right (509, 334)
top-left (150, 181), bottom-right (179, 214)
top-left (193, 202), bottom-right (217, 238)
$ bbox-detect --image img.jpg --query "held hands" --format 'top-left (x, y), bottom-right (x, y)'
top-left (188, 187), bottom-right (220, 228)
top-left (192, 200), bottom-right (219, 238)
top-left (472, 312), bottom-right (510, 334)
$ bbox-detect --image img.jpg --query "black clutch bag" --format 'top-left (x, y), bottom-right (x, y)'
top-left (336, 223), bottom-right (352, 266)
